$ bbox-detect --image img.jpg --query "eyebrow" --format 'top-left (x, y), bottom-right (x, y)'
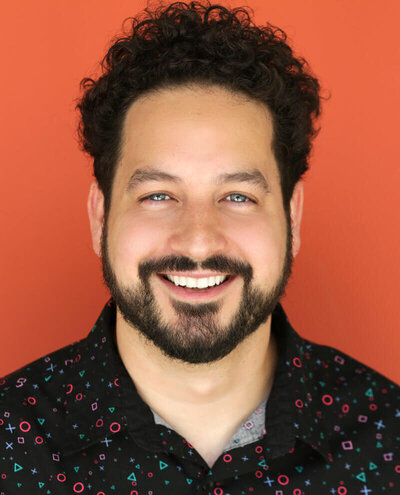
top-left (126, 167), bottom-right (270, 194)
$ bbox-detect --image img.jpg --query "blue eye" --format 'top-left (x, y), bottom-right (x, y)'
top-left (140, 193), bottom-right (254, 204)
top-left (225, 193), bottom-right (253, 204)
top-left (142, 193), bottom-right (171, 202)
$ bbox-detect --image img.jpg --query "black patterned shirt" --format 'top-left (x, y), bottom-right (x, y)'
top-left (1, 299), bottom-right (399, 494)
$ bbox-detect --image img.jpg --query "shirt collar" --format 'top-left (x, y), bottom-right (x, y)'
top-left (59, 299), bottom-right (332, 463)
top-left (60, 299), bottom-right (131, 456)
top-left (267, 303), bottom-right (333, 462)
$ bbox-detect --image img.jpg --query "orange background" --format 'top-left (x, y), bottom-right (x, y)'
top-left (0, 1), bottom-right (399, 383)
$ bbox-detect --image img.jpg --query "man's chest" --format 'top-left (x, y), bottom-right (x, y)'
top-left (2, 432), bottom-right (396, 494)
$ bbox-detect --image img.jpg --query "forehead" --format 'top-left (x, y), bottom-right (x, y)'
top-left (117, 84), bottom-right (279, 187)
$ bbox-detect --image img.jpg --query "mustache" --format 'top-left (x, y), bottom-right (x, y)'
top-left (138, 254), bottom-right (253, 284)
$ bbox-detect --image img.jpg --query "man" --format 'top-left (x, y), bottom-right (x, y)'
top-left (1, 1), bottom-right (399, 493)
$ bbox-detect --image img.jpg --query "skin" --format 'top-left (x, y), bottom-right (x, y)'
top-left (88, 84), bottom-right (304, 467)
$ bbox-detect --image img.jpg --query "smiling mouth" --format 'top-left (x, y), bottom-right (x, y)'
top-left (156, 273), bottom-right (237, 300)
top-left (159, 274), bottom-right (232, 290)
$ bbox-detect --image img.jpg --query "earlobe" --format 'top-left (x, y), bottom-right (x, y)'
top-left (87, 181), bottom-right (105, 258)
top-left (290, 181), bottom-right (304, 258)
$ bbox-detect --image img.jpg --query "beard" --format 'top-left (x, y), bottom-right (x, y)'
top-left (100, 218), bottom-right (293, 364)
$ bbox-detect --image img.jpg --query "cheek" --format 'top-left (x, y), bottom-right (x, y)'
top-left (238, 217), bottom-right (287, 281)
top-left (107, 214), bottom-right (165, 280)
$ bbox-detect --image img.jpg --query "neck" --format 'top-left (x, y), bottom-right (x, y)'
top-left (115, 308), bottom-right (278, 415)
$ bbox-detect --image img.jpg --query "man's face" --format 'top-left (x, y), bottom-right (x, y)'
top-left (92, 85), bottom-right (301, 364)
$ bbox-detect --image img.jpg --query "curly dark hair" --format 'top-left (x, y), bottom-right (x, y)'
top-left (77, 0), bottom-right (321, 218)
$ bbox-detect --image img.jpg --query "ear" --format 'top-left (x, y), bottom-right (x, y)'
top-left (87, 180), bottom-right (105, 258)
top-left (289, 181), bottom-right (304, 258)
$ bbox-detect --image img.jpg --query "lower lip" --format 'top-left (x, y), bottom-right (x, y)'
top-left (156, 274), bottom-right (237, 301)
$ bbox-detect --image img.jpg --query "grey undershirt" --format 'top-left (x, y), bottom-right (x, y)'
top-left (152, 397), bottom-right (267, 453)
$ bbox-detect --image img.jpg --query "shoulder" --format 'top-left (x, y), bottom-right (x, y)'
top-left (300, 335), bottom-right (400, 454)
top-left (303, 336), bottom-right (399, 397)
top-left (0, 336), bottom-right (88, 443)
top-left (1, 335), bottom-right (88, 401)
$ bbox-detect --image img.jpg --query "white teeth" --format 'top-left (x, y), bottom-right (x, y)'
top-left (165, 274), bottom-right (228, 288)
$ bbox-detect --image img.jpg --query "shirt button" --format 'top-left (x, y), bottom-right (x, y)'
top-left (202, 480), bottom-right (214, 491)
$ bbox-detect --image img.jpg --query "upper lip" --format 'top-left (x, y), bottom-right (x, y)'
top-left (158, 272), bottom-right (231, 279)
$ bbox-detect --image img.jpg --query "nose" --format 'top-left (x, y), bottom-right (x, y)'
top-left (167, 202), bottom-right (229, 262)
